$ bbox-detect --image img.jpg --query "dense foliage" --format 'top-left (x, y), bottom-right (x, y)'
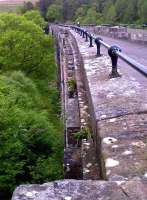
top-left (38, 0), bottom-right (147, 24)
top-left (0, 12), bottom-right (63, 199)
top-left (24, 10), bottom-right (47, 28)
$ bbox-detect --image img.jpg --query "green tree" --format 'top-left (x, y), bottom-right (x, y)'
top-left (20, 1), bottom-right (34, 14)
top-left (82, 7), bottom-right (103, 24)
top-left (0, 72), bottom-right (63, 198)
top-left (123, 0), bottom-right (138, 24)
top-left (104, 3), bottom-right (116, 23)
top-left (0, 13), bottom-right (55, 81)
top-left (37, 0), bottom-right (147, 24)
top-left (24, 10), bottom-right (47, 28)
top-left (0, 13), bottom-right (63, 198)
top-left (138, 0), bottom-right (147, 24)
top-left (38, 0), bottom-right (54, 18)
top-left (75, 4), bottom-right (88, 21)
top-left (47, 4), bottom-right (62, 22)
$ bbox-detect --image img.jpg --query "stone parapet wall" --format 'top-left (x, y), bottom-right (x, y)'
top-left (83, 25), bottom-right (147, 43)
top-left (70, 29), bottom-right (147, 181)
top-left (128, 28), bottom-right (147, 42)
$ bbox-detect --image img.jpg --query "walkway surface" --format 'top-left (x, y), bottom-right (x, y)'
top-left (92, 34), bottom-right (147, 85)
top-left (96, 35), bottom-right (147, 67)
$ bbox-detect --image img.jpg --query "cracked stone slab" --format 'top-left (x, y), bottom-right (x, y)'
top-left (12, 180), bottom-right (147, 200)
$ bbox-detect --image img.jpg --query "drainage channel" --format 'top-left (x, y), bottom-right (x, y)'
top-left (68, 31), bottom-right (100, 180)
top-left (55, 27), bottom-right (100, 180)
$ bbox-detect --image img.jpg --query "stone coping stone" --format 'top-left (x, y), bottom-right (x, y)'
top-left (100, 114), bottom-right (147, 180)
top-left (66, 98), bottom-right (80, 129)
top-left (82, 139), bottom-right (100, 180)
top-left (12, 179), bottom-right (147, 200)
top-left (70, 30), bottom-right (147, 121)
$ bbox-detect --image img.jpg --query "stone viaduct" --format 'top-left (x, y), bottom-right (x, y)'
top-left (12, 25), bottom-right (147, 200)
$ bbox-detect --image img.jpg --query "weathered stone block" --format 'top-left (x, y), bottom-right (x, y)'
top-left (12, 180), bottom-right (147, 200)
top-left (99, 114), bottom-right (147, 180)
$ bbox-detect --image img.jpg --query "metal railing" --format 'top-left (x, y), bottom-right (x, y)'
top-left (70, 25), bottom-right (147, 78)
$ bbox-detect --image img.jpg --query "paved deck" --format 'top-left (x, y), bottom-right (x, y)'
top-left (96, 35), bottom-right (147, 67)
top-left (93, 34), bottom-right (147, 86)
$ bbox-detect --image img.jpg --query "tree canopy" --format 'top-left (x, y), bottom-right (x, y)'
top-left (0, 13), bottom-right (55, 80)
top-left (38, 0), bottom-right (147, 24)
top-left (24, 10), bottom-right (47, 28)
top-left (0, 12), bottom-right (63, 199)
top-left (47, 4), bottom-right (62, 22)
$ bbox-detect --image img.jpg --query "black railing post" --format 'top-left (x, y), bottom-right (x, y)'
top-left (82, 30), bottom-right (85, 38)
top-left (79, 28), bottom-right (81, 35)
top-left (85, 31), bottom-right (88, 42)
top-left (89, 34), bottom-right (93, 47)
top-left (108, 46), bottom-right (121, 78)
top-left (95, 37), bottom-right (103, 57)
top-left (80, 29), bottom-right (83, 36)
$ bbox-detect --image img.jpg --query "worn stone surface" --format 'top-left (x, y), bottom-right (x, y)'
top-left (67, 98), bottom-right (80, 129)
top-left (83, 56), bottom-right (147, 120)
top-left (100, 114), bottom-right (147, 180)
top-left (64, 148), bottom-right (82, 179)
top-left (82, 139), bottom-right (100, 180)
top-left (68, 31), bottom-right (101, 177)
top-left (12, 179), bottom-right (147, 200)
top-left (70, 29), bottom-right (147, 179)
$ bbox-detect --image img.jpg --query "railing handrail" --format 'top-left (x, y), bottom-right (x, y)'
top-left (70, 25), bottom-right (147, 78)
top-left (116, 51), bottom-right (147, 76)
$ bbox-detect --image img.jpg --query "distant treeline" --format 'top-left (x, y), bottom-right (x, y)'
top-left (36, 0), bottom-right (147, 25)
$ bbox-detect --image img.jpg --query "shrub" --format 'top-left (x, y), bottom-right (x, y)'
top-left (0, 72), bottom-right (63, 196)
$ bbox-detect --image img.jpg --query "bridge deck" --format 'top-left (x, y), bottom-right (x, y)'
top-left (70, 29), bottom-right (147, 180)
top-left (95, 35), bottom-right (147, 67)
